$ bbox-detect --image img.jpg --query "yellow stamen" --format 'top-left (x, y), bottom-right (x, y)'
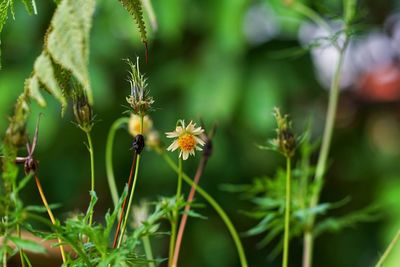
top-left (178, 134), bottom-right (196, 151)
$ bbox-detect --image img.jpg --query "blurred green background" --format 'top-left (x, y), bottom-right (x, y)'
top-left (1, 0), bottom-right (400, 266)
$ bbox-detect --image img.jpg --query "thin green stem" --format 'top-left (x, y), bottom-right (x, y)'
top-left (142, 236), bottom-right (156, 267)
top-left (177, 158), bottom-right (183, 200)
top-left (292, 2), bottom-right (332, 34)
top-left (117, 115), bottom-right (144, 247)
top-left (2, 250), bottom-right (6, 267)
top-left (375, 230), bottom-right (400, 267)
top-left (162, 153), bottom-right (248, 267)
top-left (86, 131), bottom-right (95, 226)
top-left (282, 157), bottom-right (291, 267)
top-left (117, 154), bottom-right (141, 247)
top-left (169, 158), bottom-right (183, 266)
top-left (168, 220), bottom-right (177, 267)
top-left (106, 117), bottom-right (130, 207)
top-left (302, 40), bottom-right (349, 267)
top-left (17, 225), bottom-right (26, 267)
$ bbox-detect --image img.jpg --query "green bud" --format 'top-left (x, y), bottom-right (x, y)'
top-left (72, 87), bottom-right (93, 132)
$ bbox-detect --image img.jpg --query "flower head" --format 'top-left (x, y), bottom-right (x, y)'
top-left (166, 120), bottom-right (205, 160)
top-left (125, 57), bottom-right (154, 115)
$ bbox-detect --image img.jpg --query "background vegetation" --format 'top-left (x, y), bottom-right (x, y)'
top-left (1, 0), bottom-right (400, 266)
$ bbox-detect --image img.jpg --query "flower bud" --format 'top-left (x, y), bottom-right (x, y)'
top-left (72, 88), bottom-right (93, 132)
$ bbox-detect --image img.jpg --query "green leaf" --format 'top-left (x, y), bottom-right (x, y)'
top-left (9, 236), bottom-right (46, 254)
top-left (33, 52), bottom-right (67, 108)
top-left (0, 0), bottom-right (12, 33)
top-left (47, 0), bottom-right (95, 103)
top-left (0, 0), bottom-right (13, 69)
top-left (26, 76), bottom-right (46, 107)
top-left (118, 0), bottom-right (147, 45)
top-left (20, 0), bottom-right (37, 15)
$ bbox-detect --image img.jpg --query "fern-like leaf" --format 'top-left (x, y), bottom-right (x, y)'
top-left (118, 0), bottom-right (148, 57)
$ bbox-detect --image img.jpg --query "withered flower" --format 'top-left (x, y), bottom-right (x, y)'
top-left (272, 107), bottom-right (296, 158)
top-left (125, 57), bottom-right (154, 115)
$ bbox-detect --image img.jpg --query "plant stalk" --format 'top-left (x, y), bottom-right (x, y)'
top-left (106, 117), bottom-right (130, 207)
top-left (117, 115), bottom-right (144, 247)
top-left (169, 158), bottom-right (183, 266)
top-left (302, 40), bottom-right (348, 267)
top-left (283, 157), bottom-right (291, 267)
top-left (112, 154), bottom-right (137, 248)
top-left (162, 153), bottom-right (248, 267)
top-left (86, 131), bottom-right (95, 226)
top-left (375, 230), bottom-right (400, 267)
top-left (34, 176), bottom-right (67, 264)
top-left (172, 155), bottom-right (208, 267)
top-left (142, 236), bottom-right (156, 267)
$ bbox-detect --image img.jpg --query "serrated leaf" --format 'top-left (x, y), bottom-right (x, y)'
top-left (33, 52), bottom-right (67, 108)
top-left (26, 76), bottom-right (46, 107)
top-left (9, 236), bottom-right (46, 254)
top-left (0, 0), bottom-right (13, 69)
top-left (47, 0), bottom-right (94, 103)
top-left (119, 0), bottom-right (147, 44)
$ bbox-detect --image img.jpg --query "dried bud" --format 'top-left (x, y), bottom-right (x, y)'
top-left (72, 87), bottom-right (93, 132)
top-left (132, 134), bottom-right (145, 154)
top-left (125, 57), bottom-right (154, 115)
top-left (273, 108), bottom-right (296, 158)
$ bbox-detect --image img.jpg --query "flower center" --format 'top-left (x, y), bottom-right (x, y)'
top-left (178, 133), bottom-right (196, 151)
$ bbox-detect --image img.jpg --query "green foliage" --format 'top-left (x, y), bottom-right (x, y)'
top-left (224, 130), bottom-right (379, 260)
top-left (118, 0), bottom-right (148, 46)
top-left (23, 0), bottom-right (95, 113)
top-left (0, 0), bottom-right (38, 68)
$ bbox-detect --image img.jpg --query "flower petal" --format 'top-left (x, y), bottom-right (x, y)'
top-left (167, 140), bottom-right (179, 151)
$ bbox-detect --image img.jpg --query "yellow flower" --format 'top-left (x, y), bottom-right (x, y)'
top-left (165, 120), bottom-right (205, 160)
top-left (128, 114), bottom-right (153, 136)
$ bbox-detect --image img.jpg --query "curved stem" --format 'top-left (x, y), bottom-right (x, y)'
top-left (282, 157), bottom-right (291, 267)
top-left (17, 225), bottom-right (27, 267)
top-left (162, 153), bottom-right (248, 267)
top-left (85, 131), bottom-right (95, 226)
top-left (34, 176), bottom-right (67, 264)
top-left (106, 117), bottom-right (130, 207)
top-left (142, 236), bottom-right (156, 267)
top-left (302, 41), bottom-right (349, 267)
top-left (375, 230), bottom-right (400, 267)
